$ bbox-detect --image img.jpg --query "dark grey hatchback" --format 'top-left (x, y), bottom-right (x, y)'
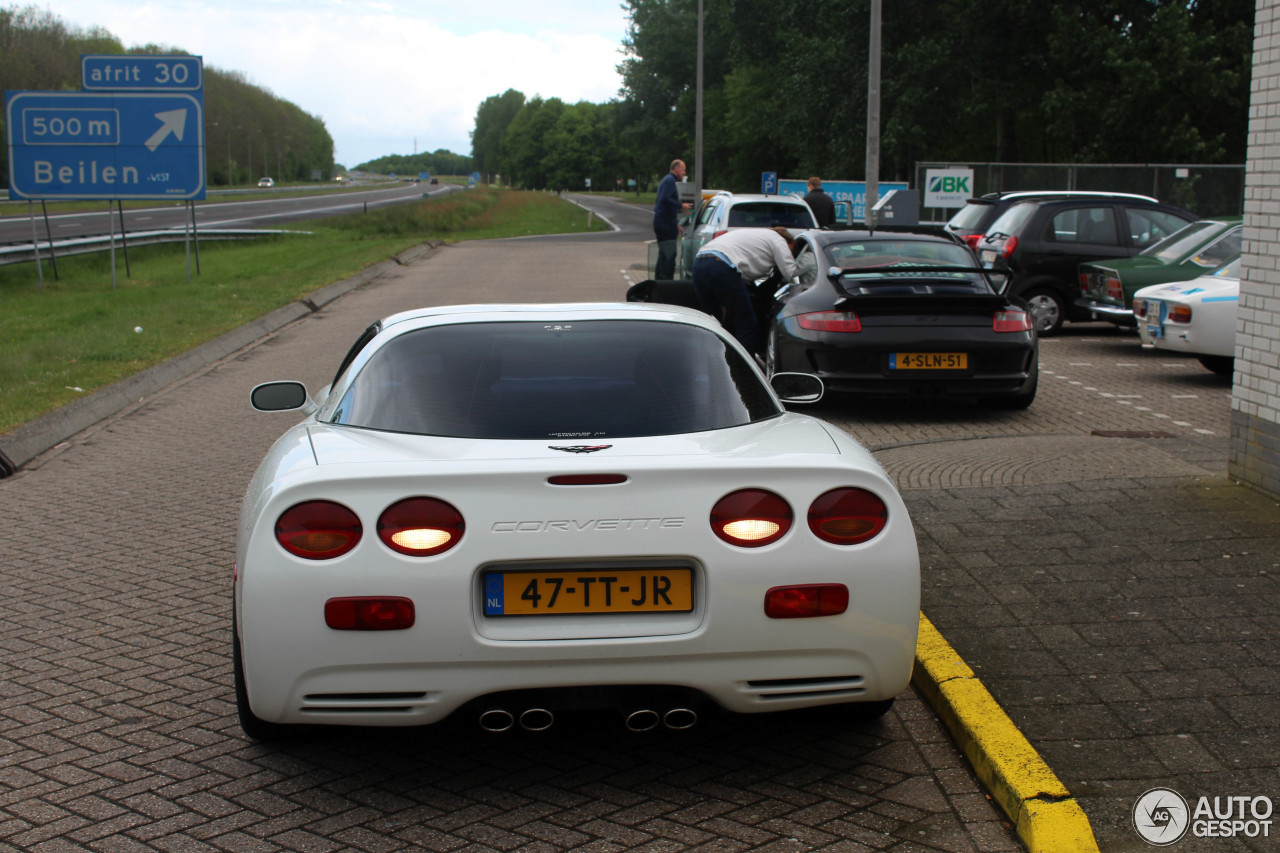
top-left (976, 196), bottom-right (1195, 334)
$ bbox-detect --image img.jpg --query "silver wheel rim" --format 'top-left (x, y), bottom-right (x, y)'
top-left (1027, 294), bottom-right (1060, 332)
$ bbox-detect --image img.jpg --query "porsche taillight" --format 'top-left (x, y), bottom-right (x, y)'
top-left (377, 497), bottom-right (465, 556)
top-left (275, 500), bottom-right (362, 559)
top-left (711, 489), bottom-right (793, 547)
top-left (797, 311), bottom-right (862, 333)
top-left (807, 488), bottom-right (888, 545)
top-left (993, 310), bottom-right (1033, 333)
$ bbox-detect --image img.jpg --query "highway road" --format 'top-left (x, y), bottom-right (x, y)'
top-left (0, 180), bottom-right (458, 245)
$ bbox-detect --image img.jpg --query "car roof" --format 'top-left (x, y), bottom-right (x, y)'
top-left (968, 190), bottom-right (1159, 204)
top-left (378, 302), bottom-right (719, 332)
top-left (711, 192), bottom-right (810, 205)
top-left (800, 226), bottom-right (969, 248)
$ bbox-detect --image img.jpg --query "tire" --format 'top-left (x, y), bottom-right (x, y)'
top-left (1022, 287), bottom-right (1066, 336)
top-left (232, 611), bottom-right (294, 741)
top-left (983, 369), bottom-right (1038, 410)
top-left (1197, 355), bottom-right (1234, 376)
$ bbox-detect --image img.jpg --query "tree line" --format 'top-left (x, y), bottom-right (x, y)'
top-left (0, 5), bottom-right (336, 188)
top-left (470, 0), bottom-right (1253, 193)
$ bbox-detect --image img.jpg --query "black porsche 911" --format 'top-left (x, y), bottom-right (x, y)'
top-left (629, 227), bottom-right (1039, 409)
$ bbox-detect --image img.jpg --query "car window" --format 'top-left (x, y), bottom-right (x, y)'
top-left (1138, 221), bottom-right (1217, 261)
top-left (985, 202), bottom-right (1038, 238)
top-left (695, 199), bottom-right (721, 228)
top-left (726, 202), bottom-right (814, 229)
top-left (1124, 208), bottom-right (1190, 248)
top-left (826, 239), bottom-right (978, 269)
top-left (1190, 227), bottom-right (1242, 269)
top-left (946, 202), bottom-right (995, 230)
top-left (1047, 207), bottom-right (1117, 245)
top-left (330, 320), bottom-right (781, 439)
top-left (794, 243), bottom-right (820, 285)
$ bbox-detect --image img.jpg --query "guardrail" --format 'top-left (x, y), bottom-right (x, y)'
top-left (0, 228), bottom-right (304, 266)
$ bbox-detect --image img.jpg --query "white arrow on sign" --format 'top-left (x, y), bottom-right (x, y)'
top-left (144, 108), bottom-right (187, 152)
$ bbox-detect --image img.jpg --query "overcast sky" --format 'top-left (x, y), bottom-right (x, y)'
top-left (47, 0), bottom-right (632, 167)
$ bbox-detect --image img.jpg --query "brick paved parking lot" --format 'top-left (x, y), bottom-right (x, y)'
top-left (2, 216), bottom-right (1276, 852)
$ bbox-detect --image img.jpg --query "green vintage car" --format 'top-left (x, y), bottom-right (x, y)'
top-left (1075, 217), bottom-right (1242, 327)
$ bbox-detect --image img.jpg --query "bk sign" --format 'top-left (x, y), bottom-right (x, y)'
top-left (924, 168), bottom-right (974, 209)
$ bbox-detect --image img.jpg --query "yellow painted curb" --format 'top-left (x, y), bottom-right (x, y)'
top-left (912, 613), bottom-right (1100, 853)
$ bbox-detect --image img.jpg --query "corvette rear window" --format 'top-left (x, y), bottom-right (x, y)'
top-left (329, 320), bottom-right (781, 439)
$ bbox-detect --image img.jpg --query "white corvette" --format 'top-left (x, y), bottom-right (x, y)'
top-left (1133, 258), bottom-right (1240, 375)
top-left (234, 303), bottom-right (920, 739)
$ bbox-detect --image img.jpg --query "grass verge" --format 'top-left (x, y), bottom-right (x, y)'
top-left (0, 188), bottom-right (608, 435)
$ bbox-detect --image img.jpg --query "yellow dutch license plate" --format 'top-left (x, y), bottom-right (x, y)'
top-left (483, 568), bottom-right (694, 616)
top-left (891, 352), bottom-right (968, 370)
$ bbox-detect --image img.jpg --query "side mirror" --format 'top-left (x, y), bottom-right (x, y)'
top-left (770, 372), bottom-right (824, 404)
top-left (250, 380), bottom-right (313, 413)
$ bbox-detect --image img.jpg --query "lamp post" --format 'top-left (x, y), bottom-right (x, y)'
top-left (865, 0), bottom-right (881, 228)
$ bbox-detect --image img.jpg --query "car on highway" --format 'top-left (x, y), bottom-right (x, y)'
top-left (1076, 217), bottom-right (1242, 328)
top-left (257, 177), bottom-right (274, 188)
top-left (234, 303), bottom-right (921, 739)
top-left (682, 192), bottom-right (819, 277)
top-left (632, 228), bottom-right (1039, 409)
top-left (1133, 258), bottom-right (1241, 375)
top-left (976, 196), bottom-right (1196, 335)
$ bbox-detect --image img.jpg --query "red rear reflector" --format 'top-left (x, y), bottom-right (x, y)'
top-left (377, 497), bottom-right (465, 556)
top-left (711, 489), bottom-right (793, 547)
top-left (993, 310), bottom-right (1033, 333)
top-left (547, 474), bottom-right (629, 485)
top-left (797, 311), bottom-right (862, 333)
top-left (807, 488), bottom-right (888, 545)
top-left (325, 597), bottom-right (415, 630)
top-left (275, 500), bottom-right (362, 559)
top-left (764, 584), bottom-right (849, 618)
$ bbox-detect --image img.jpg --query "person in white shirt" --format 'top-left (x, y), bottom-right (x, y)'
top-left (692, 227), bottom-right (798, 356)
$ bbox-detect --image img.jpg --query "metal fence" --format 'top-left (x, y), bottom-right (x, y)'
top-left (915, 162), bottom-right (1246, 221)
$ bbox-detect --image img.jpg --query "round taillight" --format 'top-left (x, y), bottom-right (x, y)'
top-left (711, 489), bottom-right (792, 547)
top-left (377, 497), bottom-right (465, 556)
top-left (808, 488), bottom-right (888, 545)
top-left (275, 500), bottom-right (362, 559)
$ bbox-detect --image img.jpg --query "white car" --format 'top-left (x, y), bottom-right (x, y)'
top-left (681, 192), bottom-right (820, 277)
top-left (235, 303), bottom-right (920, 739)
top-left (1133, 258), bottom-right (1240, 375)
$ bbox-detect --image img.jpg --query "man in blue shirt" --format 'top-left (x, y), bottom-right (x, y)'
top-left (652, 159), bottom-right (686, 279)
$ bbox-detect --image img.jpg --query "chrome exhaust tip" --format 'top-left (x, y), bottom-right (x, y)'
top-left (663, 708), bottom-right (698, 730)
top-left (624, 709), bottom-right (660, 732)
top-left (519, 708), bottom-right (554, 732)
top-left (478, 708), bottom-right (515, 732)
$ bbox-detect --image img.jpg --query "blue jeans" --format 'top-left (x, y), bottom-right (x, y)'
top-left (692, 255), bottom-right (758, 355)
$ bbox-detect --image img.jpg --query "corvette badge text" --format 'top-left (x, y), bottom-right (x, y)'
top-left (1134, 787), bottom-right (1274, 846)
top-left (492, 517), bottom-right (685, 533)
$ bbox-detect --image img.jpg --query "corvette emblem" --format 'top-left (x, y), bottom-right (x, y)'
top-left (550, 445), bottom-right (613, 454)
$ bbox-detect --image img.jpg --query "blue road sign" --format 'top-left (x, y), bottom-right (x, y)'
top-left (5, 91), bottom-right (205, 200)
top-left (82, 55), bottom-right (203, 92)
top-left (761, 171), bottom-right (778, 194)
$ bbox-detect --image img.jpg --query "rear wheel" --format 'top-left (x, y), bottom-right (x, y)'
top-left (233, 611), bottom-right (294, 741)
top-left (1023, 287), bottom-right (1065, 336)
top-left (1197, 355), bottom-right (1234, 375)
